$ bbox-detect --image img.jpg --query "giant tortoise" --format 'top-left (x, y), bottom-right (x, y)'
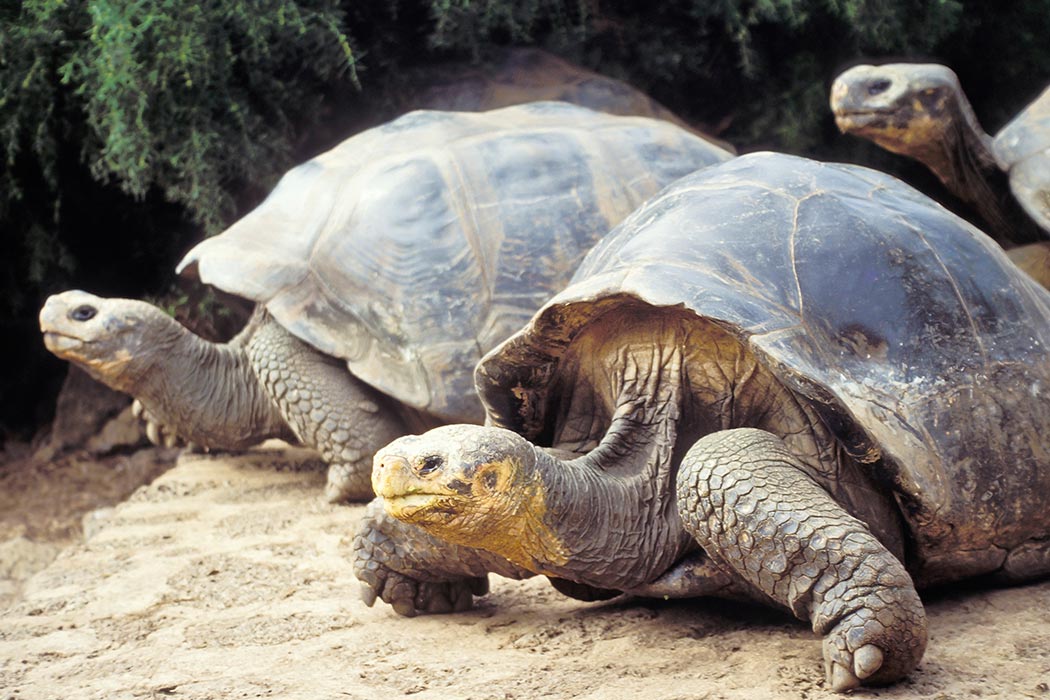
top-left (831, 63), bottom-right (1050, 285)
top-left (360, 152), bottom-right (1050, 691)
top-left (40, 101), bottom-right (730, 502)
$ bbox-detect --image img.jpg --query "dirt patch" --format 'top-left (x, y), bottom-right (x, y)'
top-left (2, 443), bottom-right (1049, 699)
top-left (0, 439), bottom-right (176, 609)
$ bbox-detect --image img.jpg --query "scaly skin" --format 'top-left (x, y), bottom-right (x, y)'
top-left (676, 428), bottom-right (927, 691)
top-left (246, 316), bottom-right (409, 502)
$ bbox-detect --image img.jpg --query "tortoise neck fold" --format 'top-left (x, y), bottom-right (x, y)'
top-left (518, 344), bottom-right (693, 590)
top-left (925, 99), bottom-right (1041, 246)
top-left (130, 311), bottom-right (288, 450)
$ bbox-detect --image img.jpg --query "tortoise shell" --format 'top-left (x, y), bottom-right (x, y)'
top-left (995, 86), bottom-right (1050, 232)
top-left (177, 101), bottom-right (730, 423)
top-left (477, 152), bottom-right (1050, 582)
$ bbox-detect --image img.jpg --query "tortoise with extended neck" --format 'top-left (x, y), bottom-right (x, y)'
top-left (40, 101), bottom-right (730, 502)
top-left (359, 152), bottom-right (1050, 691)
top-left (830, 63), bottom-right (1050, 285)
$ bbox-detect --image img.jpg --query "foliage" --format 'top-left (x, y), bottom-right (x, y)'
top-left (424, 0), bottom-right (968, 153)
top-left (3, 0), bottom-right (357, 236)
top-left (1, 0), bottom-right (360, 435)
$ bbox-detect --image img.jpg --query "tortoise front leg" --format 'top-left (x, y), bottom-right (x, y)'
top-left (676, 428), bottom-right (927, 692)
top-left (246, 317), bottom-right (409, 502)
top-left (354, 501), bottom-right (534, 616)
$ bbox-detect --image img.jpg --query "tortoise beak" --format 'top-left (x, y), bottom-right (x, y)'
top-left (371, 451), bottom-right (414, 499)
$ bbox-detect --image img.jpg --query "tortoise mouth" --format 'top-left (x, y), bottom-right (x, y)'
top-left (381, 492), bottom-right (457, 519)
top-left (833, 109), bottom-right (892, 132)
top-left (42, 331), bottom-right (89, 355)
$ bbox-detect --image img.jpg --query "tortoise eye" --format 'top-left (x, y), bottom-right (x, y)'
top-left (867, 79), bottom-right (892, 96)
top-left (71, 304), bottom-right (97, 322)
top-left (418, 455), bottom-right (444, 476)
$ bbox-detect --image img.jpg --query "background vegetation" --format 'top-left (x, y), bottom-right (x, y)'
top-left (4, 0), bottom-right (1050, 438)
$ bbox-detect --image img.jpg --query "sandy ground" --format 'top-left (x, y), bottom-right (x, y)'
top-left (2, 441), bottom-right (1049, 700)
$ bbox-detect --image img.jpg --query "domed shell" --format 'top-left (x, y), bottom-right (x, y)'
top-left (478, 152), bottom-right (1050, 573)
top-left (177, 101), bottom-right (730, 423)
top-left (994, 86), bottom-right (1050, 232)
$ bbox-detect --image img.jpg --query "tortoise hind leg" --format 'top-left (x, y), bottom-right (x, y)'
top-left (246, 316), bottom-right (409, 502)
top-left (995, 538), bottom-right (1050, 583)
top-left (676, 428), bottom-right (927, 692)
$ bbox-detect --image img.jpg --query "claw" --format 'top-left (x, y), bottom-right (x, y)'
top-left (132, 399), bottom-right (143, 418)
top-left (830, 661), bottom-right (861, 692)
top-left (391, 600), bottom-right (418, 618)
top-left (359, 584), bottom-right (377, 607)
top-left (146, 420), bottom-right (161, 446)
top-left (853, 644), bottom-right (884, 680)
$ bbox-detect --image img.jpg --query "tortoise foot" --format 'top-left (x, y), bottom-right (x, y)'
top-left (819, 593), bottom-right (927, 691)
top-left (677, 428), bottom-right (927, 691)
top-left (353, 501), bottom-right (491, 616)
top-left (356, 563), bottom-right (487, 617)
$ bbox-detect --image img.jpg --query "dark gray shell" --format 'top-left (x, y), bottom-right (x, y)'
top-left (994, 86), bottom-right (1050, 232)
top-left (478, 152), bottom-right (1050, 574)
top-left (177, 101), bottom-right (730, 423)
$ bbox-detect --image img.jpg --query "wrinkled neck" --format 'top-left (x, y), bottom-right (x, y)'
top-left (514, 366), bottom-right (693, 590)
top-left (923, 104), bottom-right (1041, 245)
top-left (533, 453), bottom-right (688, 590)
top-left (128, 314), bottom-right (287, 450)
top-left (922, 101), bottom-right (995, 201)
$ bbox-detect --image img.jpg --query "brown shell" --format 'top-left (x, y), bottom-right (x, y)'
top-left (177, 102), bottom-right (730, 423)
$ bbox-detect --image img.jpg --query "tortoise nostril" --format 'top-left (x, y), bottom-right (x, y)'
top-left (867, 79), bottom-right (892, 96)
top-left (71, 304), bottom-right (97, 322)
top-left (377, 454), bottom-right (410, 473)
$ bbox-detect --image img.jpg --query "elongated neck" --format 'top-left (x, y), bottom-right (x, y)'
top-left (499, 390), bottom-right (692, 591)
top-left (128, 314), bottom-right (289, 450)
top-left (924, 102), bottom-right (1042, 245)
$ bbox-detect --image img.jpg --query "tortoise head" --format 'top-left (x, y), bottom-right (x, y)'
top-left (830, 63), bottom-right (969, 160)
top-left (372, 424), bottom-right (553, 554)
top-left (39, 290), bottom-right (180, 392)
